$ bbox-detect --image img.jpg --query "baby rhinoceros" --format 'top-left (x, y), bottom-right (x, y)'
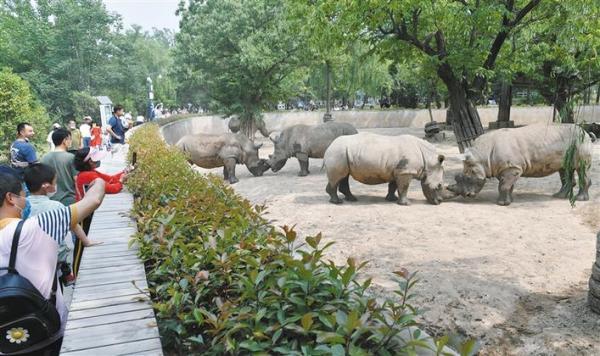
top-left (324, 133), bottom-right (447, 205)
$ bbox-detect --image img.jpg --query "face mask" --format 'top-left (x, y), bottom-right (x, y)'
top-left (13, 194), bottom-right (29, 219)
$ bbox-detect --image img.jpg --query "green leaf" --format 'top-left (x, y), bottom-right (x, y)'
top-left (336, 310), bottom-right (347, 328)
top-left (316, 332), bottom-right (345, 344)
top-left (345, 310), bottom-right (360, 333)
top-left (301, 312), bottom-right (313, 331)
top-left (331, 344), bottom-right (346, 356)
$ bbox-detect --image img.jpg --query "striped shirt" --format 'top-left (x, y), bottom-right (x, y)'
top-left (0, 205), bottom-right (78, 329)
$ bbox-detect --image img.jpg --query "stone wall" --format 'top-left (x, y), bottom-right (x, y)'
top-left (161, 105), bottom-right (600, 144)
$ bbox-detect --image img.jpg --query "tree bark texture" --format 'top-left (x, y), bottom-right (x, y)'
top-left (497, 81), bottom-right (512, 123)
top-left (589, 231), bottom-right (600, 314)
top-left (438, 64), bottom-right (484, 152)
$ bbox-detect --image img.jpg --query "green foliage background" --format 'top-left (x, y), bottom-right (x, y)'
top-left (0, 69), bottom-right (50, 162)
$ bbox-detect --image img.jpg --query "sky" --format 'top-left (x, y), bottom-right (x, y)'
top-left (103, 0), bottom-right (181, 31)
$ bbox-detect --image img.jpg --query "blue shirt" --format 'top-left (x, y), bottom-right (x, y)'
top-left (108, 115), bottom-right (125, 144)
top-left (10, 139), bottom-right (37, 170)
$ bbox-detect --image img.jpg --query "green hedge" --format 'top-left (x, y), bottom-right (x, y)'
top-left (126, 125), bottom-right (467, 355)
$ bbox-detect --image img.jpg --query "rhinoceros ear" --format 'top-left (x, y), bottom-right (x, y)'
top-left (254, 143), bottom-right (263, 150)
top-left (437, 154), bottom-right (445, 164)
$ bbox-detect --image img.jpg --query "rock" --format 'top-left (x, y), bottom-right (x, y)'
top-left (424, 132), bottom-right (446, 143)
top-left (589, 291), bottom-right (600, 314)
top-left (489, 121), bottom-right (515, 130)
top-left (593, 263), bottom-right (600, 281)
top-left (424, 121), bottom-right (441, 136)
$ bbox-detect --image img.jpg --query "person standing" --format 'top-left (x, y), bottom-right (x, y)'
top-left (10, 122), bottom-right (38, 175)
top-left (0, 172), bottom-right (106, 354)
top-left (90, 120), bottom-right (102, 148)
top-left (46, 123), bottom-right (61, 151)
top-left (107, 105), bottom-right (125, 147)
top-left (80, 117), bottom-right (92, 148)
top-left (67, 120), bottom-right (82, 152)
top-left (41, 129), bottom-right (78, 206)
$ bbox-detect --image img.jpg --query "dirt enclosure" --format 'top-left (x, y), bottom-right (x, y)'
top-left (191, 127), bottom-right (600, 355)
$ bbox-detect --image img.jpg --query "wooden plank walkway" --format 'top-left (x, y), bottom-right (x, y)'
top-left (60, 148), bottom-right (163, 355)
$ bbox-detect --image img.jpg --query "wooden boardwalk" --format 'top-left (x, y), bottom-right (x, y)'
top-left (60, 149), bottom-right (163, 355)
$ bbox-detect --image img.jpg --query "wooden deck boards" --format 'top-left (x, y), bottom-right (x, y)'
top-left (60, 151), bottom-right (162, 355)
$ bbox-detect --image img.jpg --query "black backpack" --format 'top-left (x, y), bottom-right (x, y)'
top-left (0, 220), bottom-right (61, 355)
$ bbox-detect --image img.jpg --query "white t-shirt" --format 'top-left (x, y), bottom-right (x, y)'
top-left (0, 205), bottom-right (77, 330)
top-left (79, 123), bottom-right (91, 138)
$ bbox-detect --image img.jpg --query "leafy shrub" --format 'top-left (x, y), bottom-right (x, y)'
top-left (127, 125), bottom-right (468, 355)
top-left (0, 69), bottom-right (50, 162)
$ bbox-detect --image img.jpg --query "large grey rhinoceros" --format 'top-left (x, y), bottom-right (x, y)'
top-left (447, 123), bottom-right (594, 206)
top-left (175, 133), bottom-right (269, 184)
top-left (268, 122), bottom-right (358, 176)
top-left (324, 132), bottom-right (447, 205)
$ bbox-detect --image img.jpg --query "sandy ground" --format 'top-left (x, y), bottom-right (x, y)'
top-left (192, 127), bottom-right (600, 355)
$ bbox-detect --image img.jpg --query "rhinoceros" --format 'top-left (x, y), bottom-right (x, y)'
top-left (268, 122), bottom-right (358, 176)
top-left (323, 132), bottom-right (447, 205)
top-left (447, 124), bottom-right (593, 205)
top-left (228, 116), bottom-right (270, 138)
top-left (175, 133), bottom-right (269, 184)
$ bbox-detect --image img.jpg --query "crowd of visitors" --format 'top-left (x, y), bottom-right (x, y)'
top-left (0, 104), bottom-right (135, 355)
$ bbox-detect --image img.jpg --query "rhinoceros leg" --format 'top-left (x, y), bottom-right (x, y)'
top-left (224, 158), bottom-right (239, 184)
top-left (296, 153), bottom-right (310, 176)
top-left (394, 174), bottom-right (412, 206)
top-left (338, 175), bottom-right (357, 201)
top-left (223, 166), bottom-right (229, 181)
top-left (326, 182), bottom-right (343, 204)
top-left (385, 181), bottom-right (398, 201)
top-left (553, 168), bottom-right (574, 199)
top-left (575, 173), bottom-right (591, 201)
top-left (497, 168), bottom-right (521, 206)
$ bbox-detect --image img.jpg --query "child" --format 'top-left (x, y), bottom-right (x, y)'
top-left (90, 120), bottom-right (102, 149)
top-left (24, 163), bottom-right (101, 286)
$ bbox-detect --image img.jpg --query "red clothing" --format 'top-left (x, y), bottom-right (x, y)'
top-left (76, 170), bottom-right (124, 201)
top-left (90, 127), bottom-right (102, 147)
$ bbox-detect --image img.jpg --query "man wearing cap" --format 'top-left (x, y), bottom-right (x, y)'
top-left (46, 123), bottom-right (61, 151)
top-left (80, 117), bottom-right (92, 148)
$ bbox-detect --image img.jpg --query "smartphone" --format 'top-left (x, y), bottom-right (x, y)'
top-left (132, 152), bottom-right (137, 166)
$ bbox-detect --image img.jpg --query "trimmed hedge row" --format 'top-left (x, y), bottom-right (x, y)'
top-left (126, 124), bottom-right (464, 355)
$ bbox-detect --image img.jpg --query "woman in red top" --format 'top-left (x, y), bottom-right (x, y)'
top-left (74, 147), bottom-right (126, 201)
top-left (72, 147), bottom-right (128, 275)
top-left (90, 121), bottom-right (103, 148)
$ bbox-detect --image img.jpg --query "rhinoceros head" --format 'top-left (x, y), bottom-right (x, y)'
top-left (268, 134), bottom-right (288, 172)
top-left (447, 150), bottom-right (486, 197)
top-left (420, 154), bottom-right (446, 205)
top-left (242, 140), bottom-right (269, 177)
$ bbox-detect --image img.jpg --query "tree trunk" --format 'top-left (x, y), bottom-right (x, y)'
top-left (438, 64), bottom-right (484, 152)
top-left (554, 93), bottom-right (575, 123)
top-left (596, 83), bottom-right (600, 104)
top-left (497, 81), bottom-right (512, 122)
top-left (323, 61), bottom-right (333, 122)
